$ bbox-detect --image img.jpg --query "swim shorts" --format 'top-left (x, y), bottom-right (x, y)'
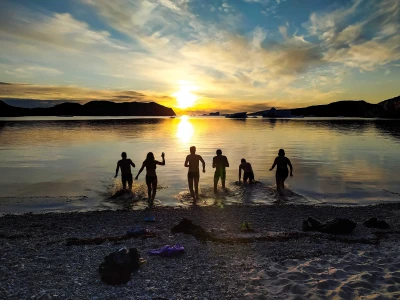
top-left (146, 175), bottom-right (157, 184)
top-left (187, 171), bottom-right (200, 179)
top-left (122, 173), bottom-right (133, 187)
top-left (243, 171), bottom-right (254, 182)
top-left (214, 170), bottom-right (226, 181)
top-left (276, 168), bottom-right (289, 180)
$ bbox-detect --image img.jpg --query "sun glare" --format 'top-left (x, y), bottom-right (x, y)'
top-left (176, 116), bottom-right (194, 143)
top-left (173, 82), bottom-right (198, 109)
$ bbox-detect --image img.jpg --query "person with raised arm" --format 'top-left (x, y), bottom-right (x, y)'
top-left (114, 152), bottom-right (135, 191)
top-left (269, 149), bottom-right (293, 196)
top-left (135, 152), bottom-right (165, 207)
top-left (213, 149), bottom-right (229, 193)
top-left (184, 146), bottom-right (206, 203)
top-left (238, 158), bottom-right (254, 184)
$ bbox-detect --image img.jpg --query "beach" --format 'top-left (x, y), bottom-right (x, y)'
top-left (1, 203), bottom-right (400, 299)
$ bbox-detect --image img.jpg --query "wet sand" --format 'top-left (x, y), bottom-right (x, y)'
top-left (1, 203), bottom-right (400, 299)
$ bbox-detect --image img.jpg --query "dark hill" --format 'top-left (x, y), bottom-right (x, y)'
top-left (253, 96), bottom-right (399, 118)
top-left (0, 100), bottom-right (175, 117)
top-left (290, 100), bottom-right (375, 117)
top-left (376, 95), bottom-right (400, 118)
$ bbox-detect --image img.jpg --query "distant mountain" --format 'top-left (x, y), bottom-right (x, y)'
top-left (375, 95), bottom-right (400, 118)
top-left (0, 100), bottom-right (176, 117)
top-left (250, 96), bottom-right (400, 118)
top-left (290, 100), bottom-right (375, 117)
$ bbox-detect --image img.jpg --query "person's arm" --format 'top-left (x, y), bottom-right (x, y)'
top-left (114, 161), bottom-right (120, 178)
top-left (184, 156), bottom-right (189, 167)
top-left (287, 158), bottom-right (293, 176)
top-left (212, 157), bottom-right (216, 168)
top-left (156, 153), bottom-right (165, 165)
top-left (200, 156), bottom-right (206, 173)
top-left (129, 159), bottom-right (135, 168)
top-left (135, 163), bottom-right (145, 180)
top-left (238, 166), bottom-right (242, 181)
top-left (225, 156), bottom-right (229, 168)
top-left (249, 163), bottom-right (253, 172)
top-left (269, 158), bottom-right (277, 171)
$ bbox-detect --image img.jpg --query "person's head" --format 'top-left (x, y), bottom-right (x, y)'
top-left (278, 149), bottom-right (285, 156)
top-left (216, 149), bottom-right (222, 156)
top-left (146, 152), bottom-right (155, 162)
top-left (241, 158), bottom-right (246, 163)
top-left (190, 146), bottom-right (196, 154)
top-left (121, 152), bottom-right (127, 159)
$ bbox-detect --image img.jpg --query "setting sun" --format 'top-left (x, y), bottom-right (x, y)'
top-left (173, 82), bottom-right (197, 109)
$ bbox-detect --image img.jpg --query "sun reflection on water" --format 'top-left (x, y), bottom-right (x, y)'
top-left (176, 116), bottom-right (194, 143)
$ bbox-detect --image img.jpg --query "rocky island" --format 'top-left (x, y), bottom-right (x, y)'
top-left (0, 100), bottom-right (176, 117)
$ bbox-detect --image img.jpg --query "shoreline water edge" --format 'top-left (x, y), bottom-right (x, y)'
top-left (1, 203), bottom-right (400, 299)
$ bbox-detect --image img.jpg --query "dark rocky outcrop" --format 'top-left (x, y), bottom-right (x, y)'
top-left (0, 100), bottom-right (175, 117)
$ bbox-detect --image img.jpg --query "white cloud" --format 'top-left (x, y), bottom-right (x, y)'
top-left (4, 65), bottom-right (62, 78)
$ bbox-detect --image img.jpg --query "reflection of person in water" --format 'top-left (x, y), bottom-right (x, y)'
top-left (184, 146), bottom-right (206, 203)
top-left (239, 158), bottom-right (254, 183)
top-left (269, 149), bottom-right (293, 196)
top-left (115, 152), bottom-right (135, 190)
top-left (135, 152), bottom-right (165, 207)
top-left (213, 149), bottom-right (229, 193)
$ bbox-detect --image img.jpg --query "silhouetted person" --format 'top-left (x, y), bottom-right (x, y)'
top-left (269, 149), bottom-right (293, 196)
top-left (115, 152), bottom-right (135, 190)
top-left (213, 149), bottom-right (229, 193)
top-left (239, 158), bottom-right (254, 183)
top-left (135, 152), bottom-right (165, 207)
top-left (184, 146), bottom-right (205, 202)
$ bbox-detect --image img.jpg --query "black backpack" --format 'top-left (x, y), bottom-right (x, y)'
top-left (99, 247), bottom-right (140, 285)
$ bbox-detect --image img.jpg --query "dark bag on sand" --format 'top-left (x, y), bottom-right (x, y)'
top-left (302, 217), bottom-right (356, 234)
top-left (99, 247), bottom-right (140, 285)
top-left (363, 217), bottom-right (389, 229)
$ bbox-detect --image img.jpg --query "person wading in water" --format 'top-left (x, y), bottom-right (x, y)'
top-left (135, 152), bottom-right (165, 207)
top-left (184, 146), bottom-right (206, 203)
top-left (238, 158), bottom-right (254, 184)
top-left (269, 149), bottom-right (293, 196)
top-left (115, 152), bottom-right (135, 191)
top-left (213, 149), bottom-right (229, 193)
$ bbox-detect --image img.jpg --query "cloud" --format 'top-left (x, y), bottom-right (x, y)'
top-left (0, 5), bottom-right (126, 52)
top-left (305, 0), bottom-right (400, 70)
top-left (4, 66), bottom-right (62, 78)
top-left (0, 0), bottom-right (398, 112)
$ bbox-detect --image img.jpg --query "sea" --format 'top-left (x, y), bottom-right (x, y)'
top-left (0, 116), bottom-right (399, 214)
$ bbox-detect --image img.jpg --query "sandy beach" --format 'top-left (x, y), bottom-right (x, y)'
top-left (1, 203), bottom-right (400, 299)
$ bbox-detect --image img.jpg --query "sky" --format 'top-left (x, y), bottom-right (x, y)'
top-left (0, 0), bottom-right (399, 114)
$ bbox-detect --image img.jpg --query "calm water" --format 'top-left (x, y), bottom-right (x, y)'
top-left (0, 116), bottom-right (399, 213)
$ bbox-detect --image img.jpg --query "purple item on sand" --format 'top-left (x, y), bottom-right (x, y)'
top-left (147, 245), bottom-right (185, 257)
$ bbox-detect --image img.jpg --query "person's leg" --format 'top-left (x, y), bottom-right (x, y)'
top-left (243, 173), bottom-right (249, 184)
top-left (276, 174), bottom-right (281, 195)
top-left (146, 178), bottom-right (151, 200)
top-left (214, 173), bottom-right (219, 194)
top-left (122, 175), bottom-right (127, 190)
top-left (249, 172), bottom-right (254, 184)
top-left (188, 176), bottom-right (195, 200)
top-left (128, 175), bottom-right (133, 191)
top-left (221, 172), bottom-right (226, 190)
top-left (194, 177), bottom-right (200, 200)
top-left (151, 177), bottom-right (158, 202)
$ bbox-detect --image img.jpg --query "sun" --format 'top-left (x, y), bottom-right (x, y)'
top-left (173, 82), bottom-right (198, 109)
